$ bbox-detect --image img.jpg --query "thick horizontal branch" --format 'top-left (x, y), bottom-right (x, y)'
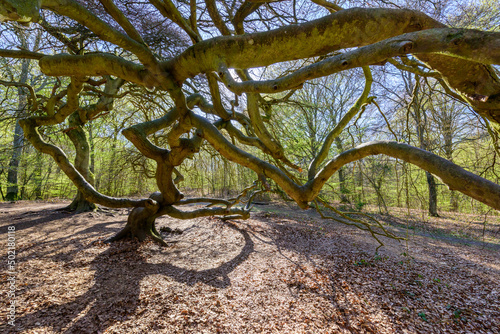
top-left (165, 7), bottom-right (500, 124)
top-left (167, 7), bottom-right (440, 80)
top-left (305, 141), bottom-right (500, 211)
top-left (0, 49), bottom-right (46, 60)
top-left (157, 205), bottom-right (250, 220)
top-left (176, 197), bottom-right (232, 207)
top-left (217, 28), bottom-right (500, 95)
top-left (38, 54), bottom-right (156, 87)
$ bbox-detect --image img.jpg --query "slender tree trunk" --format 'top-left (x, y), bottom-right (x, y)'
top-left (335, 137), bottom-right (349, 203)
top-left (223, 158), bottom-right (229, 196)
top-left (395, 161), bottom-right (402, 208)
top-left (442, 122), bottom-right (458, 211)
top-left (426, 171), bottom-right (438, 216)
top-left (425, 174), bottom-right (439, 216)
top-left (33, 151), bottom-right (43, 199)
top-left (6, 121), bottom-right (24, 201)
top-left (413, 76), bottom-right (439, 217)
top-left (6, 58), bottom-right (30, 201)
top-left (88, 123), bottom-right (96, 180)
top-left (355, 163), bottom-right (365, 207)
top-left (0, 170), bottom-right (5, 200)
top-left (106, 133), bottom-right (118, 195)
top-left (374, 180), bottom-right (389, 214)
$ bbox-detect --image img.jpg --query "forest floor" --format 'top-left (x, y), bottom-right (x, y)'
top-left (0, 200), bottom-right (499, 334)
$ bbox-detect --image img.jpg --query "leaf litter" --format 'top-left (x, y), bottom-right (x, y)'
top-left (0, 200), bottom-right (498, 333)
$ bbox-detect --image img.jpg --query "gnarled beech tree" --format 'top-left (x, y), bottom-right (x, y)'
top-left (1, 0), bottom-right (500, 245)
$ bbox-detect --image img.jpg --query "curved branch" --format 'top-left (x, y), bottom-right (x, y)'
top-left (165, 8), bottom-right (500, 124)
top-left (205, 0), bottom-right (232, 36)
top-left (215, 28), bottom-right (500, 96)
top-left (42, 0), bottom-right (157, 67)
top-left (0, 79), bottom-right (38, 112)
top-left (167, 8), bottom-right (444, 80)
top-left (220, 121), bottom-right (271, 153)
top-left (19, 118), bottom-right (150, 208)
top-left (0, 49), bottom-right (45, 60)
top-left (221, 67), bottom-right (301, 170)
top-left (386, 58), bottom-right (440, 78)
top-left (30, 77), bottom-right (84, 126)
top-left (310, 0), bottom-right (342, 12)
top-left (39, 54), bottom-right (156, 87)
top-left (122, 127), bottom-right (169, 160)
top-left (157, 205), bottom-right (251, 220)
top-left (150, 0), bottom-right (200, 43)
top-left (305, 141), bottom-right (500, 211)
top-left (308, 66), bottom-right (373, 179)
top-left (232, 1), bottom-right (262, 34)
top-left (80, 77), bottom-right (125, 122)
top-left (98, 0), bottom-right (145, 44)
top-left (190, 111), bottom-right (307, 207)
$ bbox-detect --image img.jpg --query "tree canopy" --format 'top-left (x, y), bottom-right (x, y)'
top-left (1, 0), bottom-right (499, 245)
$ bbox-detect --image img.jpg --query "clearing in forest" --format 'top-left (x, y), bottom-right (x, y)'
top-left (0, 201), bottom-right (499, 334)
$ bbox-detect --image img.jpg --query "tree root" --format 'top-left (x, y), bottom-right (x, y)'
top-left (105, 222), bottom-right (176, 246)
top-left (104, 225), bottom-right (131, 243)
top-left (105, 198), bottom-right (176, 246)
top-left (59, 192), bottom-right (97, 213)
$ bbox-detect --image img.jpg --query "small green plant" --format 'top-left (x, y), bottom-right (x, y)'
top-left (372, 253), bottom-right (387, 262)
top-left (354, 259), bottom-right (370, 266)
top-left (446, 305), bottom-right (467, 322)
top-left (404, 290), bottom-right (415, 297)
top-left (418, 312), bottom-right (428, 322)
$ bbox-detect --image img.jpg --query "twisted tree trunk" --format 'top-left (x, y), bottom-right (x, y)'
top-left (106, 194), bottom-right (166, 245)
top-left (64, 113), bottom-right (96, 212)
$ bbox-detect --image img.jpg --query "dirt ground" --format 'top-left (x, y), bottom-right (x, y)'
top-left (0, 200), bottom-right (499, 334)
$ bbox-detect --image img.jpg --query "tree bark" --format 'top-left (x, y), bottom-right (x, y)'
top-left (335, 137), bottom-right (349, 203)
top-left (442, 118), bottom-right (459, 211)
top-left (6, 121), bottom-right (24, 201)
top-left (6, 48), bottom-right (30, 201)
top-left (426, 171), bottom-right (439, 217)
top-left (33, 151), bottom-right (43, 199)
top-left (106, 196), bottom-right (166, 245)
top-left (64, 113), bottom-right (96, 212)
top-left (413, 76), bottom-right (439, 217)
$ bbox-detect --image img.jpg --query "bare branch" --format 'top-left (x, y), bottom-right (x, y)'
top-left (98, 0), bottom-right (145, 44)
top-left (0, 79), bottom-right (38, 112)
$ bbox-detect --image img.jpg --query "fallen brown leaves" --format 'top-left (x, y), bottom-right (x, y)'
top-left (0, 201), bottom-right (498, 333)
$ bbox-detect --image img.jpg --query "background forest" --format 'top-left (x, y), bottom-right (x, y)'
top-left (0, 0), bottom-right (499, 219)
